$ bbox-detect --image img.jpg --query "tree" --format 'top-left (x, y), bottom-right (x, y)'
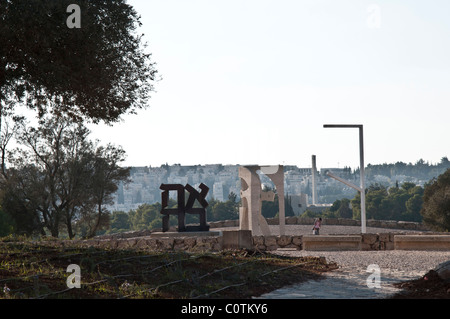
top-left (326, 198), bottom-right (353, 219)
top-left (1, 164), bottom-right (49, 236)
top-left (0, 0), bottom-right (157, 124)
top-left (74, 145), bottom-right (130, 238)
top-left (128, 203), bottom-right (162, 231)
top-left (404, 193), bottom-right (423, 222)
top-left (351, 182), bottom-right (424, 222)
top-left (109, 211), bottom-right (130, 234)
top-left (365, 184), bottom-right (390, 220)
top-left (0, 206), bottom-right (15, 237)
top-left (421, 169), bottom-right (450, 232)
top-left (260, 187), bottom-right (295, 218)
top-left (1, 115), bottom-right (130, 238)
top-left (209, 200), bottom-right (239, 221)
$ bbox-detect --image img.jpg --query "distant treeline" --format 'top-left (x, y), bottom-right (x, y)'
top-left (365, 157), bottom-right (450, 181)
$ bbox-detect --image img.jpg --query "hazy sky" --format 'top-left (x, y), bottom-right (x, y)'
top-left (88, 0), bottom-right (450, 169)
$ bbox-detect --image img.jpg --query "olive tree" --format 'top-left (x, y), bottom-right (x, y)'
top-left (2, 115), bottom-right (130, 238)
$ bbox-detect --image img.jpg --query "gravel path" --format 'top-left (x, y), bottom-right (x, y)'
top-left (274, 250), bottom-right (450, 276)
top-left (217, 224), bottom-right (449, 298)
top-left (260, 250), bottom-right (450, 299)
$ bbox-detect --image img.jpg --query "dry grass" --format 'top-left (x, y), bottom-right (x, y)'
top-left (0, 240), bottom-right (337, 299)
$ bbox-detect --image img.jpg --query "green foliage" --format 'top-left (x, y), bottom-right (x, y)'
top-left (109, 211), bottom-right (131, 233)
top-left (0, 207), bottom-right (15, 237)
top-left (299, 210), bottom-right (322, 219)
top-left (0, 115), bottom-right (130, 238)
top-left (128, 203), bottom-right (163, 231)
top-left (1, 0), bottom-right (157, 124)
top-left (351, 182), bottom-right (424, 222)
top-left (421, 168), bottom-right (450, 232)
top-left (208, 201), bottom-right (238, 221)
top-left (260, 187), bottom-right (295, 218)
top-left (323, 198), bottom-right (353, 219)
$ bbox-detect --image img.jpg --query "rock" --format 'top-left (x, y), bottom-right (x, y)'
top-left (135, 238), bottom-right (149, 250)
top-left (173, 238), bottom-right (186, 250)
top-left (292, 236), bottom-right (302, 247)
top-left (362, 233), bottom-right (378, 245)
top-left (264, 236), bottom-right (277, 247)
top-left (435, 260), bottom-right (450, 281)
top-left (109, 239), bottom-right (119, 249)
top-left (116, 239), bottom-right (129, 249)
top-left (184, 237), bottom-right (197, 249)
top-left (378, 233), bottom-right (390, 243)
top-left (264, 236), bottom-right (278, 250)
top-left (276, 235), bottom-right (292, 247)
top-left (252, 236), bottom-right (264, 246)
top-left (159, 238), bottom-right (174, 250)
top-left (97, 240), bottom-right (110, 249)
top-left (146, 238), bottom-right (159, 250)
top-left (194, 237), bottom-right (216, 251)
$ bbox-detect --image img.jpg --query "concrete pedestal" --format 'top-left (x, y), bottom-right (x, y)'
top-left (394, 235), bottom-right (450, 250)
top-left (302, 235), bottom-right (362, 251)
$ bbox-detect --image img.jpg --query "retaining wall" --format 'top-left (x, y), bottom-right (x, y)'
top-left (209, 217), bottom-right (429, 231)
top-left (63, 217), bottom-right (447, 252)
top-left (251, 232), bottom-right (416, 251)
top-left (54, 231), bottom-right (441, 253)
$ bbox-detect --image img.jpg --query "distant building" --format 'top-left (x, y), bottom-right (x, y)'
top-left (290, 194), bottom-right (308, 216)
top-left (107, 162), bottom-right (431, 213)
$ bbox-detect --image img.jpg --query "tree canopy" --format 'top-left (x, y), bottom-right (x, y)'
top-left (421, 168), bottom-right (450, 232)
top-left (0, 115), bottom-right (130, 238)
top-left (0, 0), bottom-right (157, 123)
top-left (350, 182), bottom-right (424, 222)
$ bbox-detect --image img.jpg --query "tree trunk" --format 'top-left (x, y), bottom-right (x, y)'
top-left (49, 221), bottom-right (59, 238)
top-left (66, 219), bottom-right (74, 239)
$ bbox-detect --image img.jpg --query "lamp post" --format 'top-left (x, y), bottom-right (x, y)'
top-left (323, 124), bottom-right (366, 233)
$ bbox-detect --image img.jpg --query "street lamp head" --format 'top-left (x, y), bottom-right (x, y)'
top-left (322, 123), bottom-right (366, 233)
top-left (323, 124), bottom-right (363, 128)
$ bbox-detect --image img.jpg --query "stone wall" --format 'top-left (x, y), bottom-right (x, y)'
top-left (78, 217), bottom-right (432, 253)
top-left (59, 231), bottom-right (435, 253)
top-left (52, 235), bottom-right (223, 253)
top-left (251, 232), bottom-right (427, 252)
top-left (208, 217), bottom-right (429, 231)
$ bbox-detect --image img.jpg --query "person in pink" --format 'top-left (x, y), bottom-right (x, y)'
top-left (312, 218), bottom-right (322, 235)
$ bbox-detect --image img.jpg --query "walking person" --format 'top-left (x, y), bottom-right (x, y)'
top-left (312, 217), bottom-right (322, 235)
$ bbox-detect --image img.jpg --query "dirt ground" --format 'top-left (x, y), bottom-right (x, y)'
top-left (0, 242), bottom-right (339, 299)
top-left (391, 270), bottom-right (450, 299)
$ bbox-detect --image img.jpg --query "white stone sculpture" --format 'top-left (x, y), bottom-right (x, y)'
top-left (238, 165), bottom-right (285, 236)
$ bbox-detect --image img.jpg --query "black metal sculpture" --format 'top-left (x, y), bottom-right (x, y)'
top-left (159, 183), bottom-right (210, 232)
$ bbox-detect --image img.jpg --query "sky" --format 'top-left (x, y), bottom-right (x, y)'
top-left (88, 0), bottom-right (450, 170)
